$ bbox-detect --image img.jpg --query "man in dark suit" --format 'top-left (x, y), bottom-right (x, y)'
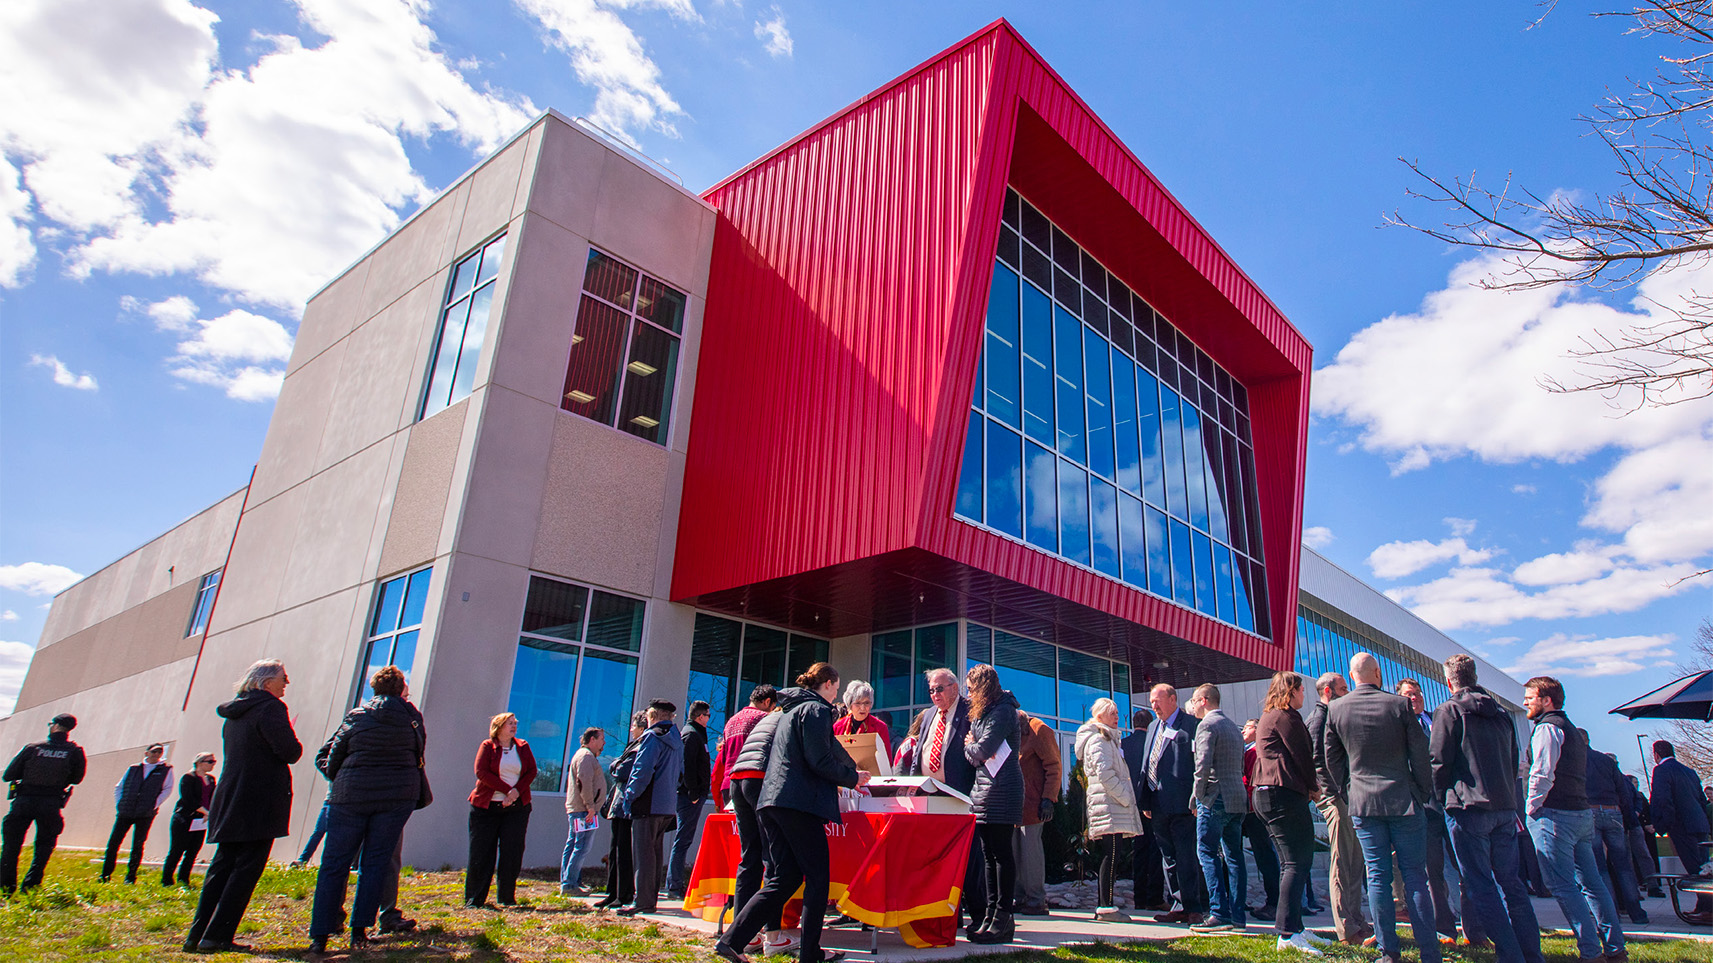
top-left (1137, 683), bottom-right (1206, 925)
top-left (1122, 707), bottom-right (1167, 910)
top-left (1325, 653), bottom-right (1439, 963)
top-left (904, 667), bottom-right (983, 931)
top-left (1650, 740), bottom-right (1711, 922)
top-left (1397, 678), bottom-right (1457, 940)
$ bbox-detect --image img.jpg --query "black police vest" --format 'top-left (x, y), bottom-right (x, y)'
top-left (16, 740), bottom-right (78, 796)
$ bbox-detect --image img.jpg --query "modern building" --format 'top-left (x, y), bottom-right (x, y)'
top-left (0, 21), bottom-right (1522, 871)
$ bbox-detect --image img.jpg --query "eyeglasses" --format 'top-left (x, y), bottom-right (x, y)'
top-left (927, 684), bottom-right (955, 695)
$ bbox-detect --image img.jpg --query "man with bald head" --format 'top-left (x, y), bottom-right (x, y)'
top-left (1138, 683), bottom-right (1206, 924)
top-left (1326, 654), bottom-right (1438, 963)
top-left (1306, 671), bottom-right (1370, 945)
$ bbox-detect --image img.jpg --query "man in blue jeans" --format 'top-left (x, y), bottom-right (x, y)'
top-left (1326, 653), bottom-right (1439, 963)
top-left (1584, 738), bottom-right (1647, 925)
top-left (1186, 684), bottom-right (1247, 934)
top-left (1523, 677), bottom-right (1624, 963)
top-left (1430, 654), bottom-right (1541, 963)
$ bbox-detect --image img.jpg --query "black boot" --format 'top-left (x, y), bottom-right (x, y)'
top-left (984, 910), bottom-right (1015, 944)
top-left (969, 862), bottom-right (1005, 943)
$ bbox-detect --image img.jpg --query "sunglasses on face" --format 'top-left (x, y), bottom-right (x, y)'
top-left (927, 684), bottom-right (954, 695)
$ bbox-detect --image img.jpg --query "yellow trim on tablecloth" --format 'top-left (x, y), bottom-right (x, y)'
top-left (837, 885), bottom-right (962, 930)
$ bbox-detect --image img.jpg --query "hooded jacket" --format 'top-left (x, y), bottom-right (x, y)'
top-left (619, 719), bottom-right (683, 818)
top-left (757, 687), bottom-right (861, 824)
top-left (207, 689), bottom-right (303, 842)
top-left (1075, 719), bottom-right (1142, 838)
top-left (317, 694), bottom-right (425, 812)
top-left (963, 689), bottom-right (1024, 824)
top-left (1429, 684), bottom-right (1518, 812)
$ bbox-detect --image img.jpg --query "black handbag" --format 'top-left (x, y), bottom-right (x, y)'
top-left (413, 720), bottom-right (433, 810)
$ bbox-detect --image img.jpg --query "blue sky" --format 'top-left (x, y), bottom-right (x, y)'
top-left (2, 0), bottom-right (1707, 777)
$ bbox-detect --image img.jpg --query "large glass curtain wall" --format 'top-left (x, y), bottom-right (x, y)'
top-left (505, 575), bottom-right (646, 792)
top-left (686, 614), bottom-right (829, 743)
top-left (1295, 603), bottom-right (1451, 711)
top-left (955, 189), bottom-right (1268, 636)
top-left (868, 623), bottom-right (959, 751)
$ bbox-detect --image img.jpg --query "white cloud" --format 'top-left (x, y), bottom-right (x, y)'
top-left (1302, 526), bottom-right (1335, 549)
top-left (0, 155), bottom-right (33, 287)
top-left (1444, 517), bottom-right (1477, 537)
top-left (27, 354), bottom-right (98, 391)
top-left (0, 610), bottom-right (17, 622)
top-left (1318, 253), bottom-right (1713, 629)
top-left (0, 641), bottom-right (33, 716)
top-left (141, 299), bottom-right (294, 400)
top-left (0, 562), bottom-right (84, 596)
top-left (3, 0), bottom-right (536, 312)
top-left (512, 0), bottom-right (689, 141)
top-left (1368, 537), bottom-right (1494, 579)
top-left (754, 6), bottom-right (792, 58)
top-left (1502, 632), bottom-right (1675, 679)
top-left (1386, 561), bottom-right (1701, 630)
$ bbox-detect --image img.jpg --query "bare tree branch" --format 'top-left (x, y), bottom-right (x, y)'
top-left (1393, 1), bottom-right (1713, 408)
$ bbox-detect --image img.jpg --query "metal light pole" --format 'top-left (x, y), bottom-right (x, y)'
top-left (1636, 733), bottom-right (1651, 792)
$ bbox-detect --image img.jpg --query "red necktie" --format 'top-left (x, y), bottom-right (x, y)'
top-left (926, 710), bottom-right (949, 774)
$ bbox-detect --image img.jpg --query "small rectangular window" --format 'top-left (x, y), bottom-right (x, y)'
top-left (561, 248), bottom-right (687, 445)
top-left (185, 570), bottom-right (222, 637)
top-left (358, 567), bottom-right (433, 702)
top-left (421, 235), bottom-right (506, 419)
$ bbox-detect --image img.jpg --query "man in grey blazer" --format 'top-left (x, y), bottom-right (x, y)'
top-left (1326, 653), bottom-right (1440, 963)
top-left (1188, 684), bottom-right (1247, 933)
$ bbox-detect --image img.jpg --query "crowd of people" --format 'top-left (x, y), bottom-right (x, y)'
top-left (0, 649), bottom-right (1708, 963)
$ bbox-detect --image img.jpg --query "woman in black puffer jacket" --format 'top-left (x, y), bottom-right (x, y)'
top-left (962, 664), bottom-right (1022, 944)
top-left (307, 666), bottom-right (426, 952)
top-left (715, 664), bottom-right (868, 963)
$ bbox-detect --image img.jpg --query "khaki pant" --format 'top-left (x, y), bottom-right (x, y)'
top-left (1317, 795), bottom-right (1368, 940)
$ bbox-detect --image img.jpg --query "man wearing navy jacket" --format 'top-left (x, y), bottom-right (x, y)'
top-left (1649, 740), bottom-right (1711, 923)
top-left (102, 743), bottom-right (173, 883)
top-left (1138, 683), bottom-right (1206, 925)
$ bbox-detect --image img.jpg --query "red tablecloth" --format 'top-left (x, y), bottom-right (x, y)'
top-left (682, 810), bottom-right (976, 948)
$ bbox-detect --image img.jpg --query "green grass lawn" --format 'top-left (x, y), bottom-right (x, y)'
top-left (0, 850), bottom-right (1706, 962)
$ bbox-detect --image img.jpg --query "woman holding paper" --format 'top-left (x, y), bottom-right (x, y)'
top-left (962, 663), bottom-right (1023, 944)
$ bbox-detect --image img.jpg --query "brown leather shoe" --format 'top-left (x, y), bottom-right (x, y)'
top-left (1153, 910), bottom-right (1190, 924)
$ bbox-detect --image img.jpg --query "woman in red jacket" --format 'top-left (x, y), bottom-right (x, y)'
top-left (831, 681), bottom-right (891, 756)
top-left (465, 712), bottom-right (537, 907)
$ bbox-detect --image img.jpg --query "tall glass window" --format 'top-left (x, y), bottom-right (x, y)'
top-left (562, 249), bottom-right (687, 444)
top-left (505, 575), bottom-right (645, 791)
top-left (952, 189), bottom-right (1267, 636)
top-left (867, 623), bottom-right (956, 751)
top-left (953, 621), bottom-right (1132, 735)
top-left (185, 569), bottom-right (221, 637)
top-left (1294, 604), bottom-right (1454, 713)
top-left (422, 235), bottom-right (506, 419)
top-left (358, 567), bottom-right (433, 702)
top-left (688, 614), bottom-right (827, 743)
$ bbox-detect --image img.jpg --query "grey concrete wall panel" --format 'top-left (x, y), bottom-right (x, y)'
top-left (455, 133), bottom-right (531, 257)
top-left (13, 580), bottom-right (203, 712)
top-left (314, 275), bottom-right (443, 472)
top-left (377, 405), bottom-right (466, 577)
top-left (357, 179), bottom-right (470, 327)
top-left (487, 215), bottom-right (588, 408)
top-left (249, 339), bottom-right (346, 506)
top-left (455, 387), bottom-right (558, 570)
top-left (525, 117), bottom-right (610, 238)
top-left (289, 256), bottom-right (370, 377)
top-left (275, 442), bottom-right (395, 613)
top-left (205, 485), bottom-right (303, 636)
top-left (530, 415), bottom-right (668, 598)
top-left (36, 490), bottom-right (244, 648)
top-left (1298, 547), bottom-right (1525, 705)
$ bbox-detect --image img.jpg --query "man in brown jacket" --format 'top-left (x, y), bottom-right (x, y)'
top-left (1012, 711), bottom-right (1061, 915)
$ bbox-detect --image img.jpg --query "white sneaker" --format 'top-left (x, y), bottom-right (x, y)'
top-left (744, 935), bottom-right (765, 953)
top-left (763, 934), bottom-right (801, 956)
top-left (1277, 932), bottom-right (1324, 956)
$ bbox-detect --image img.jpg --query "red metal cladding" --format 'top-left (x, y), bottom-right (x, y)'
top-left (675, 20), bottom-right (1310, 674)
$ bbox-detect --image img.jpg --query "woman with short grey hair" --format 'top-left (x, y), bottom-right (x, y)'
top-left (832, 680), bottom-right (891, 755)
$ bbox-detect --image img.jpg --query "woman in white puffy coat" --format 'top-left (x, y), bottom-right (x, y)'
top-left (1075, 697), bottom-right (1142, 921)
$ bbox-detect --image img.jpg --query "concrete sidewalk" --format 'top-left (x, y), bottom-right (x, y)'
top-left (580, 891), bottom-right (1711, 961)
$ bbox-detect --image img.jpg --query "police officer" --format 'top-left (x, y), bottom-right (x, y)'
top-left (2, 713), bottom-right (88, 892)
